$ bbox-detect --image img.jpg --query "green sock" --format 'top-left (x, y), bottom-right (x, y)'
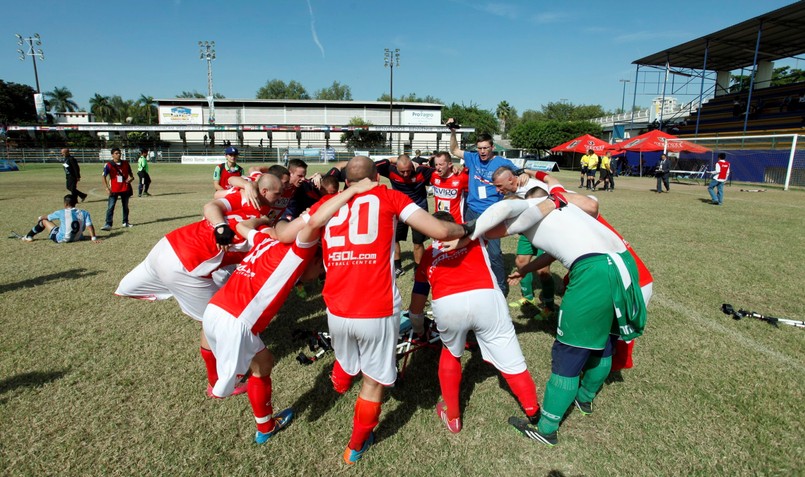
top-left (538, 274), bottom-right (555, 307)
top-left (577, 355), bottom-right (612, 403)
top-left (520, 271), bottom-right (535, 301)
top-left (538, 373), bottom-right (578, 434)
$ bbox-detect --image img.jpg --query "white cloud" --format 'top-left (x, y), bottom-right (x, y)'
top-left (307, 0), bottom-right (325, 58)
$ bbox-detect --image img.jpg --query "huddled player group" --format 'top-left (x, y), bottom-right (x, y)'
top-left (23, 130), bottom-right (652, 464)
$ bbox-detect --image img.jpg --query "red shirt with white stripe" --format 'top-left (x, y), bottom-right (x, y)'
top-left (311, 184), bottom-right (419, 318)
top-left (431, 171), bottom-right (469, 224)
top-left (714, 159), bottom-right (730, 182)
top-left (415, 238), bottom-right (496, 300)
top-left (207, 231), bottom-right (318, 334)
top-left (165, 191), bottom-right (269, 275)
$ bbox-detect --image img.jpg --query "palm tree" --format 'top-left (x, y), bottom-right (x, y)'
top-left (89, 94), bottom-right (115, 122)
top-left (44, 86), bottom-right (79, 113)
top-left (496, 100), bottom-right (513, 137)
top-left (138, 94), bottom-right (156, 124)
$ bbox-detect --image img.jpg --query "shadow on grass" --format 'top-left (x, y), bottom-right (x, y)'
top-left (0, 268), bottom-right (100, 294)
top-left (133, 214), bottom-right (200, 226)
top-left (0, 369), bottom-right (70, 404)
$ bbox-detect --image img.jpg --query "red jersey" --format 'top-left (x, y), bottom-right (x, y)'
top-left (103, 160), bottom-right (133, 194)
top-left (207, 232), bottom-right (318, 334)
top-left (714, 159), bottom-right (730, 181)
top-left (415, 238), bottom-right (496, 300)
top-left (165, 191), bottom-right (269, 276)
top-left (312, 185), bottom-right (420, 318)
top-left (596, 215), bottom-right (653, 287)
top-left (431, 171), bottom-right (469, 224)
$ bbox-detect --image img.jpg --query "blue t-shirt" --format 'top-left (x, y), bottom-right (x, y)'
top-left (47, 208), bottom-right (93, 243)
top-left (463, 152), bottom-right (518, 214)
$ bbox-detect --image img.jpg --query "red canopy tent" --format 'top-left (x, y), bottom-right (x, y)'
top-left (615, 130), bottom-right (710, 154)
top-left (550, 134), bottom-right (611, 154)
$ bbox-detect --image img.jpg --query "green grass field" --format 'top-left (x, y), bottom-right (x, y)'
top-left (1, 162), bottom-right (803, 476)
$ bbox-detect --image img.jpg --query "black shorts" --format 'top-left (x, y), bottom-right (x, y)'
top-left (395, 221), bottom-right (426, 245)
top-left (598, 170), bottom-right (610, 180)
top-left (551, 338), bottom-right (615, 377)
top-left (580, 167), bottom-right (589, 175)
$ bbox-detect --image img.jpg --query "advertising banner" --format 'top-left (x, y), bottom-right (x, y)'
top-left (158, 105), bottom-right (203, 125)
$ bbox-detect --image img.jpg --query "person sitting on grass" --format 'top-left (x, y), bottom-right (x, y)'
top-left (21, 194), bottom-right (99, 243)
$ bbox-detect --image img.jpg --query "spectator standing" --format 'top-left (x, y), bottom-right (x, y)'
top-left (708, 153), bottom-right (731, 205)
top-left (137, 147), bottom-right (152, 197)
top-left (101, 148), bottom-right (135, 230)
top-left (655, 154), bottom-right (671, 193)
top-left (449, 119), bottom-right (527, 296)
top-left (213, 146), bottom-right (244, 191)
top-left (61, 148), bottom-right (87, 202)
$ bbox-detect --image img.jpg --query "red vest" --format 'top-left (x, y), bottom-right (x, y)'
top-left (715, 160), bottom-right (730, 181)
top-left (106, 160), bottom-right (133, 194)
top-left (218, 163), bottom-right (243, 188)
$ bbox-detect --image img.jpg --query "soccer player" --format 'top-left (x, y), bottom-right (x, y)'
top-left (470, 178), bottom-right (646, 447)
top-left (430, 151), bottom-right (468, 223)
top-left (21, 194), bottom-right (99, 243)
top-left (115, 173), bottom-right (283, 397)
top-left (584, 149), bottom-right (599, 190)
top-left (311, 156), bottom-right (468, 464)
top-left (61, 148), bottom-right (87, 202)
top-left (408, 211), bottom-right (540, 434)
top-left (202, 177), bottom-right (378, 443)
top-left (491, 167), bottom-right (556, 316)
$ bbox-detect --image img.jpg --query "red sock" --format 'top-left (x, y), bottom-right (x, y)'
top-left (348, 397), bottom-right (381, 450)
top-left (501, 369), bottom-right (540, 418)
top-left (247, 375), bottom-right (274, 433)
top-left (200, 347), bottom-right (217, 387)
top-left (331, 360), bottom-right (353, 394)
top-left (437, 347), bottom-right (462, 420)
top-left (611, 339), bottom-right (635, 372)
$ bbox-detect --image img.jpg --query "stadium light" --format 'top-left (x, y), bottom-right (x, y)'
top-left (620, 79), bottom-right (631, 114)
top-left (199, 40), bottom-right (216, 125)
top-left (384, 48), bottom-right (400, 150)
top-left (15, 33), bottom-right (44, 93)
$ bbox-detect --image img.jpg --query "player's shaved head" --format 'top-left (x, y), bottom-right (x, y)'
top-left (258, 172), bottom-right (281, 194)
top-left (345, 156), bottom-right (377, 183)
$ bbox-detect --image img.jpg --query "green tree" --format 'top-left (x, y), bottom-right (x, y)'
top-left (0, 80), bottom-right (38, 124)
top-left (44, 86), bottom-right (79, 113)
top-left (377, 93), bottom-right (443, 103)
top-left (509, 120), bottom-right (602, 153)
top-left (496, 100), bottom-right (517, 138)
top-left (442, 102), bottom-right (499, 143)
top-left (730, 66), bottom-right (805, 92)
top-left (340, 117), bottom-right (386, 151)
top-left (138, 95), bottom-right (157, 125)
top-left (176, 90), bottom-right (225, 99)
top-left (256, 80), bottom-right (310, 99)
top-left (314, 81), bottom-right (352, 100)
top-left (89, 94), bottom-right (114, 122)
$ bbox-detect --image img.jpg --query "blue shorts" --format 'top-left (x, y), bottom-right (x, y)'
top-left (551, 337), bottom-right (615, 377)
top-left (49, 227), bottom-right (60, 243)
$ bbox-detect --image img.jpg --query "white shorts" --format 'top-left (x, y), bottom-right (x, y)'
top-left (327, 310), bottom-right (400, 386)
top-left (202, 304), bottom-right (265, 398)
top-left (432, 288), bottom-right (527, 375)
top-left (115, 237), bottom-right (219, 321)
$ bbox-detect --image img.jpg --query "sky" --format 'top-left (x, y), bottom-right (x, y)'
top-left (1, 0), bottom-right (800, 117)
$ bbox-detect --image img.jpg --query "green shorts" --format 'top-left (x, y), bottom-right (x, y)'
top-left (556, 251), bottom-right (646, 350)
top-left (516, 234), bottom-right (544, 257)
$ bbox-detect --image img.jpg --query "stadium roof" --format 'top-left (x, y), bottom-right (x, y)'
top-left (633, 1), bottom-right (805, 72)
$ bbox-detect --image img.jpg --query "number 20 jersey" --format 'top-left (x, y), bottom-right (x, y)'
top-left (312, 185), bottom-right (420, 318)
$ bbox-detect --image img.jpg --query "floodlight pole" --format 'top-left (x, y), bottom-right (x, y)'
top-left (15, 33), bottom-right (44, 93)
top-left (619, 79), bottom-right (630, 114)
top-left (384, 48), bottom-right (400, 151)
top-left (199, 40), bottom-right (216, 125)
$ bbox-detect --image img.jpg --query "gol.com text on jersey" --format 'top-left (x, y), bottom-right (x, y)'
top-left (328, 250), bottom-right (378, 265)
